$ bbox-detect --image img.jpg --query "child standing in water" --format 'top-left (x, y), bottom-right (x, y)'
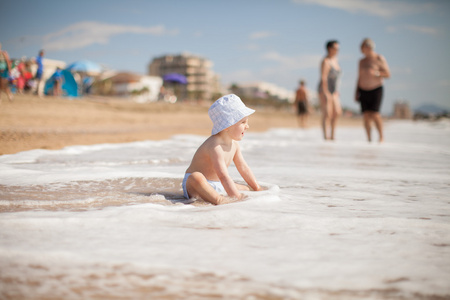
top-left (182, 94), bottom-right (262, 205)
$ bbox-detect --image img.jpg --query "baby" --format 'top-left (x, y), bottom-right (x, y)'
top-left (182, 94), bottom-right (262, 205)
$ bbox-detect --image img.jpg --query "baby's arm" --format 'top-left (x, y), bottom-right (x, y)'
top-left (211, 145), bottom-right (242, 199)
top-left (233, 143), bottom-right (261, 191)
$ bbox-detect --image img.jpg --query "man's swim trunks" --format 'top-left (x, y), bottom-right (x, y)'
top-left (182, 173), bottom-right (227, 199)
top-left (297, 102), bottom-right (307, 115)
top-left (358, 86), bottom-right (383, 113)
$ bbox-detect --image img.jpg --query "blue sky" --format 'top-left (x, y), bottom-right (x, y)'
top-left (1, 0), bottom-right (449, 114)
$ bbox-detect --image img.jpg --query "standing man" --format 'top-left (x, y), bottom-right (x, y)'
top-left (34, 50), bottom-right (44, 96)
top-left (294, 80), bottom-right (309, 128)
top-left (355, 38), bottom-right (390, 143)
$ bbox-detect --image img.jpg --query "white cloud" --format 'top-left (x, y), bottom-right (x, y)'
top-left (292, 0), bottom-right (434, 18)
top-left (42, 21), bottom-right (178, 51)
top-left (260, 51), bottom-right (321, 70)
top-left (405, 25), bottom-right (439, 36)
top-left (387, 24), bottom-right (439, 36)
top-left (249, 31), bottom-right (276, 40)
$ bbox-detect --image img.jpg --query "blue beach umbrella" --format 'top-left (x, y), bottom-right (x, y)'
top-left (66, 60), bottom-right (102, 75)
top-left (163, 73), bottom-right (188, 84)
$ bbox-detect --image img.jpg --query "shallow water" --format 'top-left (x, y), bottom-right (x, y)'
top-left (1, 120), bottom-right (449, 299)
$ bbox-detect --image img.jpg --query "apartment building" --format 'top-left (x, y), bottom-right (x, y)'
top-left (393, 101), bottom-right (412, 119)
top-left (148, 53), bottom-right (222, 101)
top-left (234, 81), bottom-right (295, 103)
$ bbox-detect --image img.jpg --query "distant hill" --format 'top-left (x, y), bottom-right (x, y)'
top-left (414, 104), bottom-right (448, 114)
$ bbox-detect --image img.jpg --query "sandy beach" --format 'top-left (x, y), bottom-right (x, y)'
top-left (0, 94), bottom-right (361, 155)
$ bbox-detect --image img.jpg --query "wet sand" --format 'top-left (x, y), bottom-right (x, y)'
top-left (0, 94), bottom-right (361, 155)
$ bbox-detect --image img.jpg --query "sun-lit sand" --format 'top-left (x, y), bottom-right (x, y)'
top-left (0, 94), bottom-right (361, 155)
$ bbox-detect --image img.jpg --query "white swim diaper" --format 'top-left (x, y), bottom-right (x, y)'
top-left (182, 173), bottom-right (227, 199)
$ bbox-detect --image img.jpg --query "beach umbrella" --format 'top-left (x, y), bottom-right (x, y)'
top-left (163, 73), bottom-right (187, 84)
top-left (66, 60), bottom-right (102, 75)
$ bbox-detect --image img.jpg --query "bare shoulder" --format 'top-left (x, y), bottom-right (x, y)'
top-left (377, 54), bottom-right (387, 62)
top-left (203, 135), bottom-right (231, 156)
top-left (199, 135), bottom-right (220, 152)
top-left (321, 57), bottom-right (331, 72)
top-left (322, 57), bottom-right (331, 66)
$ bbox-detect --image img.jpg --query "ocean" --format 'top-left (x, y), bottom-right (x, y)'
top-left (1, 120), bottom-right (449, 299)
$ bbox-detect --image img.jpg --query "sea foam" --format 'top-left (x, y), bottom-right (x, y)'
top-left (0, 120), bottom-right (449, 299)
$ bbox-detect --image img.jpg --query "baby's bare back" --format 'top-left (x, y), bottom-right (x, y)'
top-left (185, 135), bottom-right (236, 181)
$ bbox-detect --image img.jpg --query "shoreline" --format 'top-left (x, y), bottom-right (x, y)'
top-left (0, 94), bottom-right (362, 155)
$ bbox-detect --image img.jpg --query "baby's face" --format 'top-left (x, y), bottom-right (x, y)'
top-left (227, 117), bottom-right (249, 141)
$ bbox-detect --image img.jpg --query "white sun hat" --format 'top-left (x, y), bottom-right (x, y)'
top-left (208, 94), bottom-right (255, 135)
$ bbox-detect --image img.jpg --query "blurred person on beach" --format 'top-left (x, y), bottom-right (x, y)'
top-left (34, 50), bottom-right (44, 96)
top-left (9, 60), bottom-right (21, 93)
top-left (182, 94), bottom-right (262, 205)
top-left (51, 67), bottom-right (64, 97)
top-left (0, 43), bottom-right (13, 102)
top-left (83, 76), bottom-right (93, 95)
top-left (355, 38), bottom-right (390, 143)
top-left (318, 40), bottom-right (342, 140)
top-left (23, 59), bottom-right (34, 92)
top-left (294, 79), bottom-right (310, 128)
top-left (15, 57), bottom-right (27, 94)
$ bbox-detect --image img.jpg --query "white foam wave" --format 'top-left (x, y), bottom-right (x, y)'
top-left (1, 121), bottom-right (449, 298)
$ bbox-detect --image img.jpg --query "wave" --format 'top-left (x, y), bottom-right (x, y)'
top-left (0, 177), bottom-right (280, 212)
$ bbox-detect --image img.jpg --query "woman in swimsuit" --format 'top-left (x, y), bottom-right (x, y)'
top-left (318, 40), bottom-right (342, 140)
top-left (0, 43), bottom-right (13, 103)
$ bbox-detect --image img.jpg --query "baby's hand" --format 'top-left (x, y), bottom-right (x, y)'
top-left (255, 184), bottom-right (265, 191)
top-left (239, 193), bottom-right (248, 201)
top-left (216, 194), bottom-right (244, 205)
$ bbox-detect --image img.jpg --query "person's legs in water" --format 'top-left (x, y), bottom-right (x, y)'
top-left (373, 112), bottom-right (384, 143)
top-left (363, 112), bottom-right (372, 142)
top-left (319, 92), bottom-right (331, 140)
top-left (329, 94), bottom-right (342, 140)
top-left (185, 172), bottom-right (240, 205)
